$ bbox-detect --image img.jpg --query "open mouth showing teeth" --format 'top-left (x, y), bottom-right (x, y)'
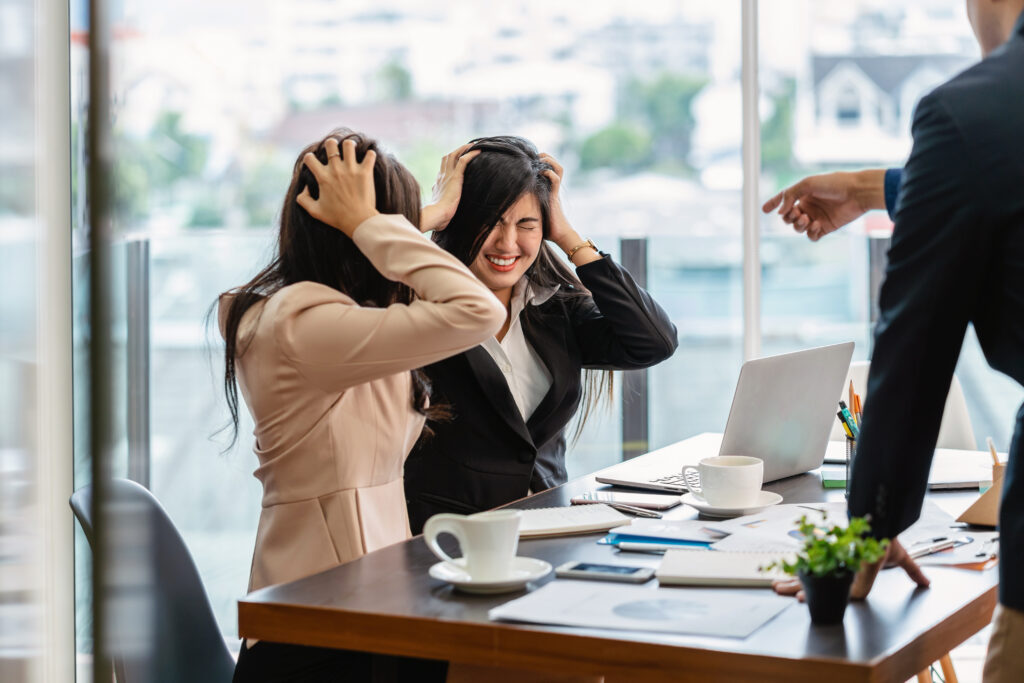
top-left (486, 255), bottom-right (519, 267)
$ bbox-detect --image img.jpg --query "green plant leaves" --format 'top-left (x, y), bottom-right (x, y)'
top-left (764, 514), bottom-right (889, 578)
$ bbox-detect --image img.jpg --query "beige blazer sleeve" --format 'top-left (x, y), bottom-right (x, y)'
top-left (269, 213), bottom-right (504, 393)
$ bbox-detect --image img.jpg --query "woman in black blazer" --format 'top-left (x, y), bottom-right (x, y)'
top-left (404, 136), bottom-right (678, 534)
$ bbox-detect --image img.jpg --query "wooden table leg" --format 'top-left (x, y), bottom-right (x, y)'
top-left (939, 653), bottom-right (958, 683)
top-left (916, 668), bottom-right (931, 682)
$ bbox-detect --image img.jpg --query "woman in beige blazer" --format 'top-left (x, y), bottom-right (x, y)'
top-left (221, 131), bottom-right (503, 682)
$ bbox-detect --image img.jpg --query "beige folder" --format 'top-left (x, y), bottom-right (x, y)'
top-left (956, 463), bottom-right (1005, 527)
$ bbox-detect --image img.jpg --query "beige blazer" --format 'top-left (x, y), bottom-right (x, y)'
top-left (220, 214), bottom-right (504, 592)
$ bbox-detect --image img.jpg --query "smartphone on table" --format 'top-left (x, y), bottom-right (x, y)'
top-left (555, 561), bottom-right (656, 583)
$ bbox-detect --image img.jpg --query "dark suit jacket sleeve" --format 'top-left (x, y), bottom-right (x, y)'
top-left (848, 93), bottom-right (995, 539)
top-left (883, 168), bottom-right (902, 221)
top-left (569, 255), bottom-right (678, 370)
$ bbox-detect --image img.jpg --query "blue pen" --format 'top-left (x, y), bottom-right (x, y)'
top-left (839, 401), bottom-right (860, 439)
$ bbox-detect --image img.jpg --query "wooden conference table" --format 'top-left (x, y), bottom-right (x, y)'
top-left (238, 434), bottom-right (998, 683)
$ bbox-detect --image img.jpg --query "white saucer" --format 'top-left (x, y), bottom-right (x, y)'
top-left (429, 556), bottom-right (553, 594)
top-left (680, 490), bottom-right (783, 518)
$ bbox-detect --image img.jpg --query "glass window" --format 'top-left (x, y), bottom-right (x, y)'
top-left (0, 0), bottom-right (41, 673)
top-left (94, 1), bottom-right (745, 645)
top-left (758, 0), bottom-right (1023, 449)
top-left (59, 1), bottom-right (1024, 666)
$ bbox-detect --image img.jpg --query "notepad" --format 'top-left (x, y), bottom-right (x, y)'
top-left (518, 504), bottom-right (630, 538)
top-left (656, 549), bottom-right (792, 587)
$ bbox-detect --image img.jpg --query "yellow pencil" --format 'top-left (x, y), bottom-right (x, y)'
top-left (987, 437), bottom-right (1000, 466)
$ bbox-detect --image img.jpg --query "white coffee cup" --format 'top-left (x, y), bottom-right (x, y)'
top-left (423, 509), bottom-right (522, 581)
top-left (681, 455), bottom-right (764, 508)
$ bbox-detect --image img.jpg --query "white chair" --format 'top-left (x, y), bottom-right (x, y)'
top-left (829, 360), bottom-right (977, 450)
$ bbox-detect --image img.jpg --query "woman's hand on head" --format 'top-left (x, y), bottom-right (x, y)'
top-left (538, 153), bottom-right (575, 246)
top-left (296, 137), bottom-right (379, 238)
top-left (540, 153), bottom-right (597, 265)
top-left (420, 144), bottom-right (481, 233)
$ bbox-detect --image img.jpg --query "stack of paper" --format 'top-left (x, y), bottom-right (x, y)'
top-left (518, 504), bottom-right (630, 538)
top-left (656, 549), bottom-right (792, 587)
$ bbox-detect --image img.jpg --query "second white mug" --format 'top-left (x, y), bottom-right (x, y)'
top-left (681, 455), bottom-right (764, 508)
top-left (422, 509), bottom-right (521, 581)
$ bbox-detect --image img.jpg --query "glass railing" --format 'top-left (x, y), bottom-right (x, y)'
top-left (111, 217), bottom-right (1024, 648)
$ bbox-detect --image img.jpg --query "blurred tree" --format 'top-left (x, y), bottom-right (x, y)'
top-left (147, 111), bottom-right (209, 187)
top-left (378, 60), bottom-right (413, 101)
top-left (761, 78), bottom-right (796, 175)
top-left (112, 110), bottom-right (211, 226)
top-left (242, 153), bottom-right (291, 228)
top-left (579, 122), bottom-right (653, 172)
top-left (402, 140), bottom-right (452, 204)
top-left (188, 194), bottom-right (225, 228)
top-left (622, 72), bottom-right (708, 168)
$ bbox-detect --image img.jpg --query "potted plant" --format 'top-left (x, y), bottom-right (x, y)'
top-left (765, 515), bottom-right (889, 624)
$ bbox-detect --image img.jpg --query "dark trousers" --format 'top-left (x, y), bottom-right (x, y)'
top-left (233, 640), bottom-right (448, 683)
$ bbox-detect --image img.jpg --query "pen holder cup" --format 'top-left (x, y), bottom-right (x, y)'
top-left (845, 437), bottom-right (856, 500)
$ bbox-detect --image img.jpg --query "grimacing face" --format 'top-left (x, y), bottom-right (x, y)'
top-left (468, 193), bottom-right (544, 298)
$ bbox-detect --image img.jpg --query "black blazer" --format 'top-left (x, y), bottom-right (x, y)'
top-left (404, 254), bottom-right (677, 533)
top-left (848, 11), bottom-right (1024, 612)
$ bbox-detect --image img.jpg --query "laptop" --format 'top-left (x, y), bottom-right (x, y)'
top-left (596, 342), bottom-right (856, 492)
top-left (820, 446), bottom-right (997, 490)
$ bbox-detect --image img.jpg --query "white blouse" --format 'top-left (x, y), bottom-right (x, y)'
top-left (480, 278), bottom-right (557, 421)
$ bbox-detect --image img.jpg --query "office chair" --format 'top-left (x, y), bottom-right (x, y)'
top-left (70, 478), bottom-right (235, 683)
top-left (829, 360), bottom-right (977, 449)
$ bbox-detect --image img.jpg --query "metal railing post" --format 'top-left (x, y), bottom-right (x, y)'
top-left (126, 238), bottom-right (150, 487)
top-left (621, 237), bottom-right (649, 460)
top-left (867, 236), bottom-right (891, 356)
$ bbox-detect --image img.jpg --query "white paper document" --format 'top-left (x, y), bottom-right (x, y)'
top-left (898, 501), bottom-right (999, 566)
top-left (708, 503), bottom-right (846, 553)
top-left (609, 519), bottom-right (729, 544)
top-left (488, 582), bottom-right (792, 639)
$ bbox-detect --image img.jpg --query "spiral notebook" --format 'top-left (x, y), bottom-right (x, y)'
top-left (656, 549), bottom-right (792, 587)
top-left (518, 504), bottom-right (630, 538)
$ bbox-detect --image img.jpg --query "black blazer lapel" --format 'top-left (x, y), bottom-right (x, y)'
top-left (524, 307), bottom-right (577, 447)
top-left (463, 346), bottom-right (535, 447)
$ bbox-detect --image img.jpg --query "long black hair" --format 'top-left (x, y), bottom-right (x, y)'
top-left (218, 128), bottom-right (443, 450)
top-left (432, 135), bottom-right (612, 436)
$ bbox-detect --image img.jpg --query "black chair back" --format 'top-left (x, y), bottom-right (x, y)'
top-left (70, 478), bottom-right (235, 683)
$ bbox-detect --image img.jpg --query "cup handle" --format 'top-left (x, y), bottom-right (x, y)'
top-left (422, 514), bottom-right (468, 566)
top-left (680, 466), bottom-right (705, 502)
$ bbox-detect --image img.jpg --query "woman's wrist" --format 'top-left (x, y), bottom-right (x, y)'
top-left (344, 209), bottom-right (381, 238)
top-left (419, 204), bottom-right (447, 233)
top-left (565, 239), bottom-right (601, 266)
top-left (552, 217), bottom-right (600, 265)
top-left (553, 227), bottom-right (585, 255)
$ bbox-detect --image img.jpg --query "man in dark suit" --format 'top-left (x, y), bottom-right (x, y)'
top-left (764, 2), bottom-right (1024, 678)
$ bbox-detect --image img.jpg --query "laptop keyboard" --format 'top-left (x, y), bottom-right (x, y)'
top-left (649, 473), bottom-right (690, 491)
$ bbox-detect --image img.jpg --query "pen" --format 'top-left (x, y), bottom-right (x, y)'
top-left (976, 537), bottom-right (999, 558)
top-left (606, 503), bottom-right (662, 519)
top-left (987, 437), bottom-right (1001, 466)
top-left (908, 538), bottom-right (955, 559)
top-left (837, 411), bottom-right (854, 439)
top-left (838, 401), bottom-right (860, 439)
top-left (848, 381), bottom-right (856, 420)
top-left (616, 542), bottom-right (679, 554)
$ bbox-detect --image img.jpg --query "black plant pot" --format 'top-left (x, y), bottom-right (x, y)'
top-left (799, 569), bottom-right (854, 625)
